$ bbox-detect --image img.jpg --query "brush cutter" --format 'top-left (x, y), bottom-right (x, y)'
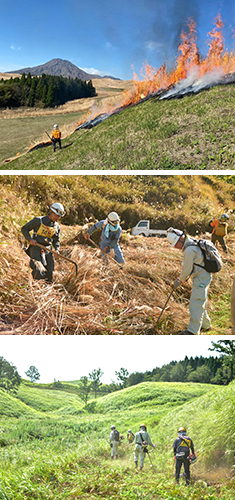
top-left (32, 242), bottom-right (78, 276)
top-left (145, 448), bottom-right (155, 468)
top-left (85, 235), bottom-right (123, 269)
top-left (156, 285), bottom-right (175, 325)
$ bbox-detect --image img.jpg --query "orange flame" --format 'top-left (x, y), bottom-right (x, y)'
top-left (75, 13), bottom-right (235, 129)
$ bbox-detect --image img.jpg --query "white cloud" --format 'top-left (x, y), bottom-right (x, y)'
top-left (0, 335), bottom-right (222, 384)
top-left (145, 41), bottom-right (164, 52)
top-left (81, 67), bottom-right (105, 75)
top-left (10, 45), bottom-right (21, 51)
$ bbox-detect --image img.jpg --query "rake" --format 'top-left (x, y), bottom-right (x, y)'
top-left (32, 242), bottom-right (78, 276)
top-left (85, 235), bottom-right (123, 269)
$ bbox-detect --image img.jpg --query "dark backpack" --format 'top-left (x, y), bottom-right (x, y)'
top-left (175, 437), bottom-right (190, 461)
top-left (194, 239), bottom-right (222, 274)
top-left (114, 430), bottom-right (120, 442)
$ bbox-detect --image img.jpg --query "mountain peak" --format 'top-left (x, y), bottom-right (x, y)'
top-left (6, 58), bottom-right (120, 81)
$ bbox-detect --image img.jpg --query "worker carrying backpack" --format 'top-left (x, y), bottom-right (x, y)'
top-left (194, 239), bottom-right (223, 274)
top-left (114, 430), bottom-right (120, 442)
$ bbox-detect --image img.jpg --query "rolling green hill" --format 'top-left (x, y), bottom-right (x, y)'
top-left (2, 83), bottom-right (235, 170)
top-left (0, 380), bottom-right (234, 500)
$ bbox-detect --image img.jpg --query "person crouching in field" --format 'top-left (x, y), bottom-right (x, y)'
top-left (52, 124), bottom-right (62, 152)
top-left (134, 423), bottom-right (155, 470)
top-left (173, 427), bottom-right (195, 486)
top-left (84, 212), bottom-right (124, 266)
top-left (21, 202), bottom-right (65, 283)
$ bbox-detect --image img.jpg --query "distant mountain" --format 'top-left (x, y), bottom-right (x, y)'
top-left (6, 58), bottom-right (120, 81)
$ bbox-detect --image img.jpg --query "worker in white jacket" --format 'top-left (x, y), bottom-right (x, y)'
top-left (167, 228), bottom-right (212, 335)
top-left (134, 424), bottom-right (155, 469)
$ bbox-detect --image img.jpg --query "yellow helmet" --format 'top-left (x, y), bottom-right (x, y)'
top-left (178, 427), bottom-right (186, 433)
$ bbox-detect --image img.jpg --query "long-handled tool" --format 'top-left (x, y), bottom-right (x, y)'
top-left (146, 448), bottom-right (155, 468)
top-left (156, 286), bottom-right (175, 325)
top-left (33, 242), bottom-right (78, 276)
top-left (45, 131), bottom-right (53, 141)
top-left (85, 235), bottom-right (123, 269)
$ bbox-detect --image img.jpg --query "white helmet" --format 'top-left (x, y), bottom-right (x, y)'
top-left (220, 213), bottom-right (229, 220)
top-left (54, 124), bottom-right (58, 129)
top-left (167, 228), bottom-right (184, 247)
top-left (108, 212), bottom-right (120, 226)
top-left (111, 425), bottom-right (115, 429)
top-left (50, 202), bottom-right (65, 217)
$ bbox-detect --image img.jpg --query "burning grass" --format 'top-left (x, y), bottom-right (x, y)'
top-left (0, 231), bottom-right (233, 335)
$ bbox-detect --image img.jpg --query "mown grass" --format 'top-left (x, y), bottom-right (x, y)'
top-left (2, 84), bottom-right (235, 170)
top-left (0, 380), bottom-right (234, 499)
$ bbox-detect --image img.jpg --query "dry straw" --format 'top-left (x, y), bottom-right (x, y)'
top-left (0, 230), bottom-right (233, 334)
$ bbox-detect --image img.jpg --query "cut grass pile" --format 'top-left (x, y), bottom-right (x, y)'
top-left (0, 175), bottom-right (234, 334)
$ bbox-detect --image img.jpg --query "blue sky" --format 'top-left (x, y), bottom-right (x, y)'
top-left (1, 0), bottom-right (235, 80)
top-left (0, 336), bottom-right (224, 384)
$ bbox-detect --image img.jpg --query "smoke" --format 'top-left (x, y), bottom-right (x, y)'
top-left (159, 67), bottom-right (226, 99)
top-left (147, 0), bottom-right (200, 67)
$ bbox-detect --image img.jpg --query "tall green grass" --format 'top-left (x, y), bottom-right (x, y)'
top-left (0, 381), bottom-right (234, 499)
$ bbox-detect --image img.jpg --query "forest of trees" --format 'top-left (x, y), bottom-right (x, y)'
top-left (0, 73), bottom-right (96, 108)
top-left (100, 354), bottom-right (232, 393)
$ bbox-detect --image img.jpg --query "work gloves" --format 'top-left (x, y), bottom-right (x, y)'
top-left (173, 278), bottom-right (182, 289)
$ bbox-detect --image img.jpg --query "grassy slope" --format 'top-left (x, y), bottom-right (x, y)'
top-left (0, 380), bottom-right (234, 500)
top-left (0, 175), bottom-right (234, 334)
top-left (2, 83), bottom-right (235, 170)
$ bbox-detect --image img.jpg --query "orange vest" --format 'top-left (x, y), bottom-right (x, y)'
top-left (52, 129), bottom-right (61, 139)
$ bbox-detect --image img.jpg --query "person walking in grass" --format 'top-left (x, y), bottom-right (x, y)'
top-left (127, 429), bottom-right (135, 445)
top-left (173, 427), bottom-right (195, 486)
top-left (166, 228), bottom-right (213, 335)
top-left (21, 202), bottom-right (65, 283)
top-left (109, 425), bottom-right (120, 459)
top-left (134, 423), bottom-right (155, 470)
top-left (209, 213), bottom-right (229, 253)
top-left (84, 212), bottom-right (124, 266)
top-left (51, 124), bottom-right (62, 152)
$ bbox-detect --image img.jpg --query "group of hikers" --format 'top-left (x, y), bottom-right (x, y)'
top-left (109, 424), bottom-right (196, 486)
top-left (21, 206), bottom-right (234, 334)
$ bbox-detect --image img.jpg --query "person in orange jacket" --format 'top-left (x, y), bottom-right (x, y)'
top-left (209, 214), bottom-right (229, 253)
top-left (52, 124), bottom-right (62, 152)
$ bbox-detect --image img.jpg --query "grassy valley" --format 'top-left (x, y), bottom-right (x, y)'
top-left (1, 82), bottom-right (235, 169)
top-left (0, 379), bottom-right (234, 499)
top-left (0, 174), bottom-right (234, 334)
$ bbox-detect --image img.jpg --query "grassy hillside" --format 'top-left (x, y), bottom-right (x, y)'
top-left (0, 175), bottom-right (234, 334)
top-left (2, 83), bottom-right (235, 169)
top-left (0, 380), bottom-right (234, 500)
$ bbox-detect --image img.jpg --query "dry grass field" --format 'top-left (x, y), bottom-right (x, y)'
top-left (0, 220), bottom-right (233, 335)
top-left (0, 77), bottom-right (134, 163)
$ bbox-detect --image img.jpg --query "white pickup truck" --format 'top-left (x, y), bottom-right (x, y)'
top-left (131, 220), bottom-right (167, 238)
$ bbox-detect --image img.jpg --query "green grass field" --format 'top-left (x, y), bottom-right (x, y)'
top-left (0, 379), bottom-right (234, 499)
top-left (2, 84), bottom-right (235, 170)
